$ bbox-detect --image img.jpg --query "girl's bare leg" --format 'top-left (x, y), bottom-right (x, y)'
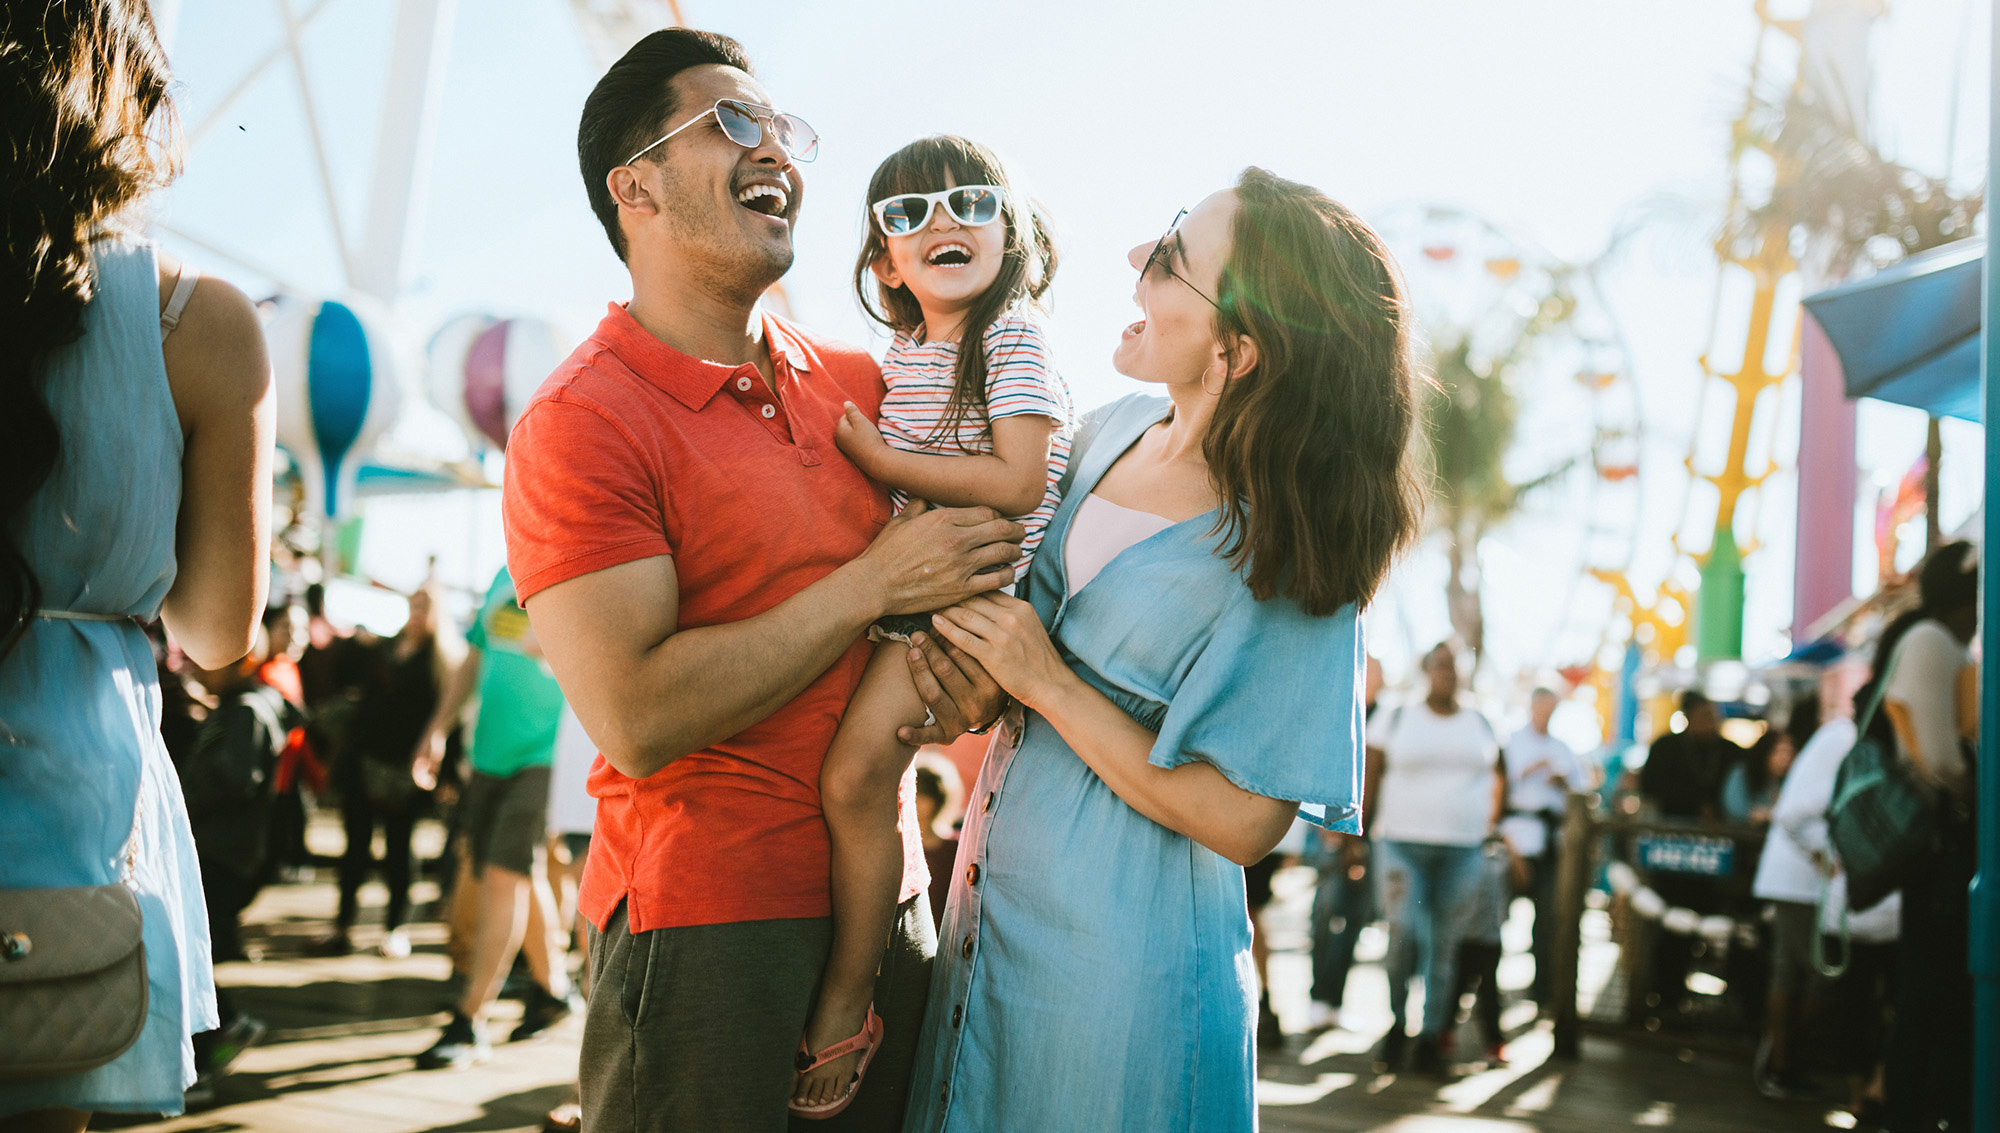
top-left (794, 642), bottom-right (928, 1108)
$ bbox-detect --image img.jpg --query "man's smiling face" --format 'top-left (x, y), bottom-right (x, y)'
top-left (629, 64), bottom-right (805, 301)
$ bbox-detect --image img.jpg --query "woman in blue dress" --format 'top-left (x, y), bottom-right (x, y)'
top-left (1, 3), bottom-right (274, 1127)
top-left (901, 168), bottom-right (1426, 1131)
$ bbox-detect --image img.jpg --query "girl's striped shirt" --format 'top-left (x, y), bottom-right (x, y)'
top-left (877, 312), bottom-right (1071, 574)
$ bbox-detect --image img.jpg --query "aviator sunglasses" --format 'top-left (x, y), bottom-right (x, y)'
top-left (870, 185), bottom-right (1006, 237)
top-left (624, 98), bottom-right (819, 166)
top-left (1141, 208), bottom-right (1221, 311)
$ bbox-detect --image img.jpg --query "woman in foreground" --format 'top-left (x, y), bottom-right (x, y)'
top-left (901, 167), bottom-right (1425, 1132)
top-left (0, 3), bottom-right (273, 1127)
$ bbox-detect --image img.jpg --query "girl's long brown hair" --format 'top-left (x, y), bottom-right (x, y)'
top-left (853, 136), bottom-right (1056, 450)
top-left (0, 0), bottom-right (180, 657)
top-left (1204, 167), bottom-right (1426, 617)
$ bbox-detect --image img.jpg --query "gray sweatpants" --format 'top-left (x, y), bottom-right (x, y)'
top-left (580, 895), bottom-right (936, 1133)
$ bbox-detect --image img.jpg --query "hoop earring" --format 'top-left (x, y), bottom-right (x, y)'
top-left (1201, 366), bottom-right (1225, 397)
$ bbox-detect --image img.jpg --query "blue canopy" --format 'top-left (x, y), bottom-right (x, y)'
top-left (1802, 237), bottom-right (1982, 422)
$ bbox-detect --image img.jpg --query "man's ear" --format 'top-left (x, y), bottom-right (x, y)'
top-left (870, 254), bottom-right (903, 292)
top-left (1224, 333), bottom-right (1260, 381)
top-left (608, 164), bottom-right (658, 219)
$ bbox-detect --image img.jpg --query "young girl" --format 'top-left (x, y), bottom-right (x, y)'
top-left (791, 135), bottom-right (1069, 1116)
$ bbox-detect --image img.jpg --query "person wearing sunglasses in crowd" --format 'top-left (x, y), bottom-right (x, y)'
top-left (500, 29), bottom-right (1019, 1133)
top-left (789, 135), bottom-right (1070, 1117)
top-left (899, 171), bottom-right (1426, 1131)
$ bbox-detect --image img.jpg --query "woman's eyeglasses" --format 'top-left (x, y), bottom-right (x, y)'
top-left (624, 98), bottom-right (819, 166)
top-left (870, 185), bottom-right (1006, 237)
top-left (1142, 209), bottom-right (1221, 311)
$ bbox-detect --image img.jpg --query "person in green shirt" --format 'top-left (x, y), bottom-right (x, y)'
top-left (411, 568), bottom-right (577, 1068)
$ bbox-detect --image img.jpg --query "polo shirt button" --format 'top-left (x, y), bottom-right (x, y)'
top-left (983, 791), bottom-right (995, 813)
top-left (965, 863), bottom-right (980, 886)
top-left (760, 404), bottom-right (776, 419)
top-left (961, 934), bottom-right (974, 959)
top-left (941, 1083), bottom-right (950, 1103)
top-left (736, 376), bottom-right (753, 391)
top-left (951, 1005), bottom-right (963, 1027)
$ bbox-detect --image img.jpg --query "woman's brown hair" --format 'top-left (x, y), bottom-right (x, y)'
top-left (0, 0), bottom-right (180, 657)
top-left (853, 135), bottom-right (1056, 450)
top-left (1204, 167), bottom-right (1425, 617)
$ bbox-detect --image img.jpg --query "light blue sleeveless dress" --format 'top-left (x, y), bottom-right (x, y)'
top-left (0, 237), bottom-right (219, 1116)
top-left (903, 394), bottom-right (1367, 1132)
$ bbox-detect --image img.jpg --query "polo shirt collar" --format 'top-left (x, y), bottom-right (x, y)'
top-left (597, 303), bottom-right (811, 412)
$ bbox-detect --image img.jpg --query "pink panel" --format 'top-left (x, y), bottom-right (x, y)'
top-left (1793, 311), bottom-right (1859, 641)
top-left (464, 320), bottom-right (511, 450)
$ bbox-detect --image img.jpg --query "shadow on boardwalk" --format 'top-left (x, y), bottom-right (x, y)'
top-left (94, 869), bottom-right (1843, 1132)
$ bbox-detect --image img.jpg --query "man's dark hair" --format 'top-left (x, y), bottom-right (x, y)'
top-left (577, 28), bottom-right (752, 262)
top-left (1679, 690), bottom-right (1712, 714)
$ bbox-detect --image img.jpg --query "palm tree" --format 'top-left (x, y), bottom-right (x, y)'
top-left (1423, 282), bottom-right (1579, 669)
top-left (1745, 76), bottom-right (1982, 556)
top-left (1741, 80), bottom-right (1980, 276)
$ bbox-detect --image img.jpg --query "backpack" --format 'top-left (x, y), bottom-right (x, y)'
top-left (1825, 638), bottom-right (1936, 913)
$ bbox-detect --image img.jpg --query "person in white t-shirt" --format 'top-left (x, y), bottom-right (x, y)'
top-left (1364, 642), bottom-right (1502, 1072)
top-left (1500, 688), bottom-right (1589, 1007)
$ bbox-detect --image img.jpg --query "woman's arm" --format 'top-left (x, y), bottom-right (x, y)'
top-left (835, 405), bottom-right (1054, 517)
top-left (159, 265), bottom-right (274, 670)
top-left (1035, 672), bottom-right (1298, 865)
top-left (930, 594), bottom-right (1296, 865)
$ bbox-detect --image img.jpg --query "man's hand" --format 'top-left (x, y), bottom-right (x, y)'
top-left (854, 500), bottom-right (1024, 616)
top-left (410, 728), bottom-right (446, 791)
top-left (834, 402), bottom-right (892, 477)
top-left (897, 630), bottom-right (1006, 747)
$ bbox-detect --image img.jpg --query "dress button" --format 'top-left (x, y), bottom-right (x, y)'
top-left (983, 791), bottom-right (995, 813)
top-left (961, 934), bottom-right (974, 959)
top-left (965, 864), bottom-right (980, 886)
top-left (760, 404), bottom-right (776, 419)
top-left (736, 376), bottom-right (753, 391)
top-left (951, 1005), bottom-right (963, 1027)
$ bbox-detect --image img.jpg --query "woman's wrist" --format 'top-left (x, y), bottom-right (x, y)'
top-left (1021, 667), bottom-right (1085, 723)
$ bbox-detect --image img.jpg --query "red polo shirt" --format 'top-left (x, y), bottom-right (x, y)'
top-left (503, 303), bottom-right (927, 931)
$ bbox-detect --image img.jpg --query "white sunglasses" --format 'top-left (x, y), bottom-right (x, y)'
top-left (870, 185), bottom-right (1006, 237)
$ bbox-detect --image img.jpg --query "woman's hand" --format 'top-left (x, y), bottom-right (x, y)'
top-left (928, 593), bottom-right (1073, 710)
top-left (834, 402), bottom-right (891, 477)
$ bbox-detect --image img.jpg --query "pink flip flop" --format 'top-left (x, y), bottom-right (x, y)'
top-left (788, 1004), bottom-right (885, 1120)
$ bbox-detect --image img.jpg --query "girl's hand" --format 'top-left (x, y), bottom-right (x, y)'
top-left (928, 593), bottom-right (1071, 709)
top-left (834, 402), bottom-right (889, 475)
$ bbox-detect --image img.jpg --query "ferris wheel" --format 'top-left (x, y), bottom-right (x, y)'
top-left (1372, 202), bottom-right (1645, 672)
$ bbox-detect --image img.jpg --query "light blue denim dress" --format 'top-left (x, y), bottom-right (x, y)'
top-left (0, 238), bottom-right (218, 1116)
top-left (904, 394), bottom-right (1366, 1132)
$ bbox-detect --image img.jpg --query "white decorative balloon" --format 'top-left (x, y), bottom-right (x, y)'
top-left (426, 314), bottom-right (567, 451)
top-left (266, 293), bottom-right (408, 519)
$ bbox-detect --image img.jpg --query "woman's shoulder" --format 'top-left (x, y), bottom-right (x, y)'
top-left (1902, 618), bottom-right (1968, 658)
top-left (157, 255), bottom-right (271, 430)
top-left (1077, 392), bottom-right (1169, 432)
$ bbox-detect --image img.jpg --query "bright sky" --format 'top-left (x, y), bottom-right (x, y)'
top-left (154, 0), bottom-right (1991, 731)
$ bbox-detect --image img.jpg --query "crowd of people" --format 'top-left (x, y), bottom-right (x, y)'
top-left (0, 5), bottom-right (1984, 1133)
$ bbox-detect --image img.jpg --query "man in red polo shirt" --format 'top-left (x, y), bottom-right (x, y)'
top-left (501, 27), bottom-right (1020, 1133)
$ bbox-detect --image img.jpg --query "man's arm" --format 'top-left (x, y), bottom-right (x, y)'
top-left (412, 647), bottom-right (481, 789)
top-left (528, 503), bottom-right (1024, 780)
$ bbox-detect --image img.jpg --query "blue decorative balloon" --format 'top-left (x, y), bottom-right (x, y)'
top-left (266, 293), bottom-right (407, 519)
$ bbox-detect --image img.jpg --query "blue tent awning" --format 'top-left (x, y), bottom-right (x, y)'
top-left (1801, 237), bottom-right (1982, 422)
